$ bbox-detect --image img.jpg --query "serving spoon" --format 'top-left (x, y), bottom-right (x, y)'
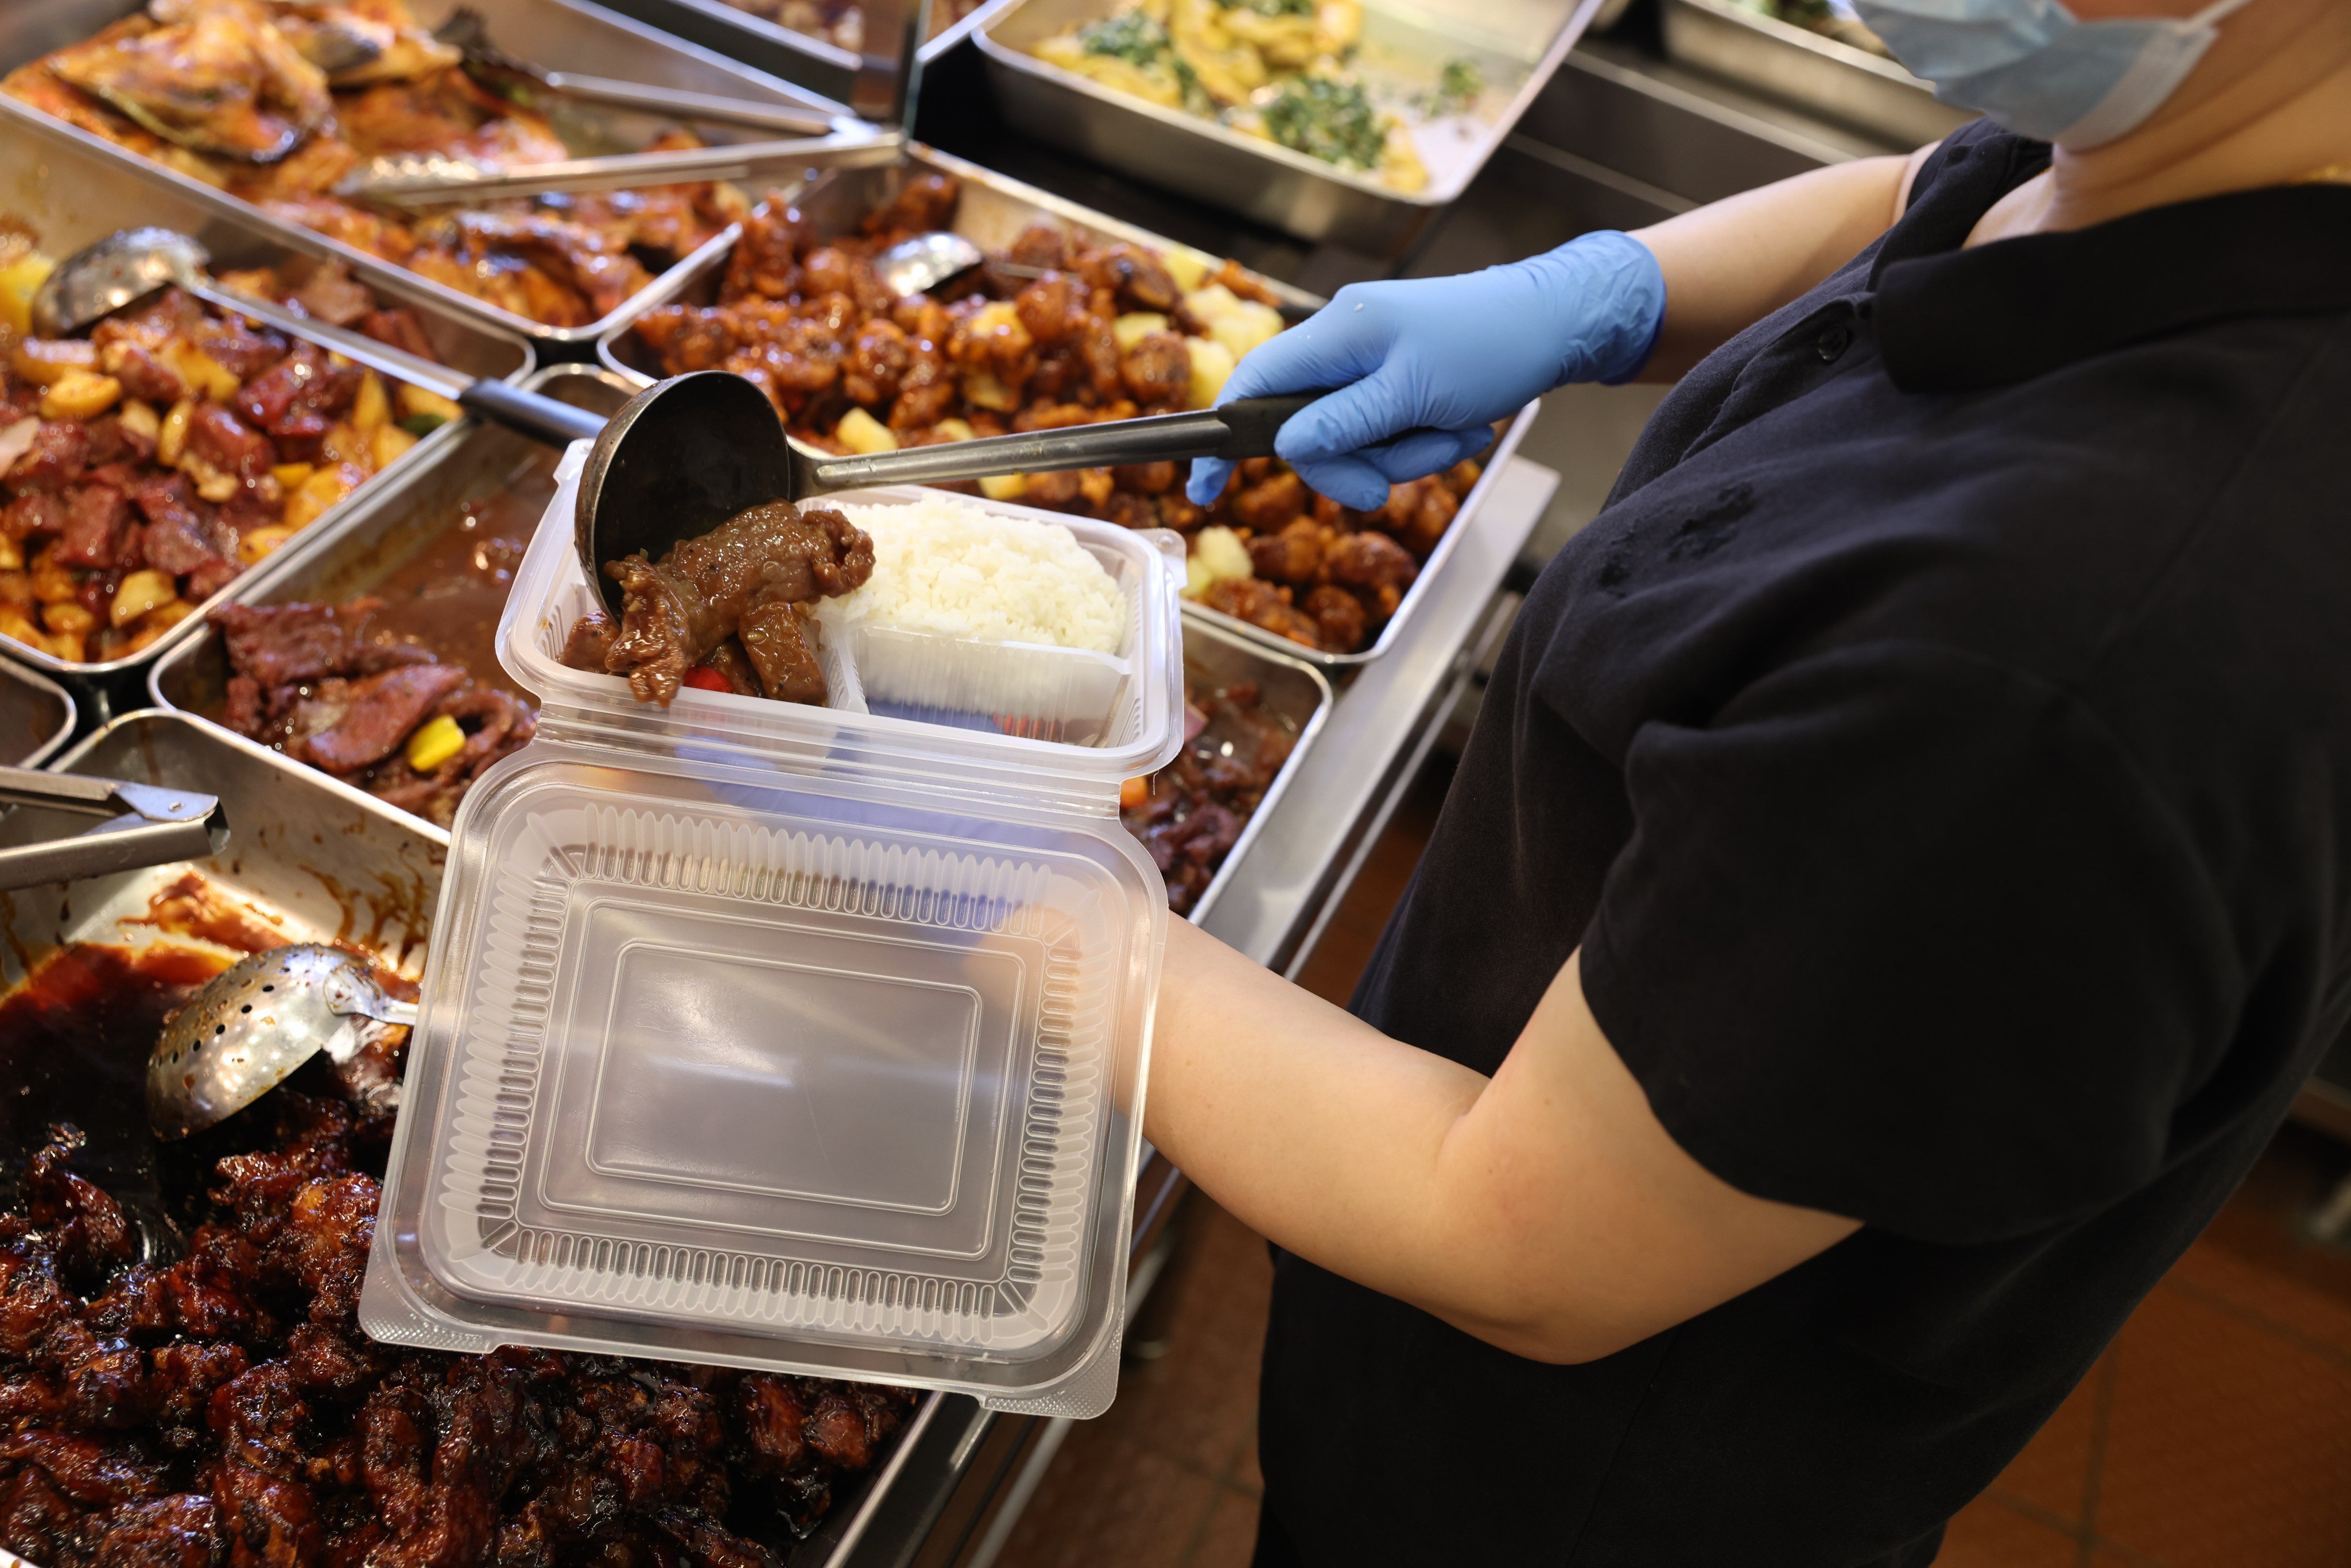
top-left (577, 371), bottom-right (1343, 615)
top-left (873, 231), bottom-right (1315, 324)
top-left (34, 229), bottom-right (608, 450)
top-left (146, 945), bottom-right (414, 1139)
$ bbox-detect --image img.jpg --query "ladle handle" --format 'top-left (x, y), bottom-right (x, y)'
top-left (188, 284), bottom-right (606, 448)
top-left (804, 393), bottom-right (1390, 492)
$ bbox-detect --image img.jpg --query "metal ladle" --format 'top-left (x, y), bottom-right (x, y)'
top-left (872, 231), bottom-right (1314, 324)
top-left (577, 371), bottom-right (1355, 614)
top-left (146, 945), bottom-right (416, 1139)
top-left (33, 230), bottom-right (607, 450)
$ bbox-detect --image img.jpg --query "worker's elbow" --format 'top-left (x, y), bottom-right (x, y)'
top-left (1445, 1308), bottom-right (1647, 1367)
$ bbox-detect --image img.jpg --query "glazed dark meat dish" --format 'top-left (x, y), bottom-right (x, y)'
top-left (565, 502), bottom-right (874, 708)
top-left (214, 599), bottom-right (536, 828)
top-left (0, 953), bottom-right (916, 1568)
top-left (1123, 673), bottom-right (1298, 915)
top-left (626, 172), bottom-right (1488, 654)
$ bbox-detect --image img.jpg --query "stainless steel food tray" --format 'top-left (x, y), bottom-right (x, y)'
top-left (596, 139), bottom-right (1321, 379)
top-left (0, 655), bottom-right (75, 767)
top-left (146, 365), bottom-right (637, 849)
top-left (595, 142), bottom-right (1512, 669)
top-left (1659, 0), bottom-right (1971, 148)
top-left (975, 0), bottom-right (1607, 255)
top-left (1180, 618), bottom-right (1329, 923)
top-left (0, 0), bottom-right (884, 349)
top-left (0, 708), bottom-right (942, 1568)
top-left (0, 110), bottom-right (534, 689)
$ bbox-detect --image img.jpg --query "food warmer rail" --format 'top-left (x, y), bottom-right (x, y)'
top-left (0, 109), bottom-right (535, 712)
top-left (0, 0), bottom-right (884, 351)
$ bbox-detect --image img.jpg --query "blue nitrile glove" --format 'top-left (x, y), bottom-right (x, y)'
top-left (1186, 231), bottom-right (1667, 511)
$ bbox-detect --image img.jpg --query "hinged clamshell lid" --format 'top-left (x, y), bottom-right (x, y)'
top-left (363, 446), bottom-right (1185, 1416)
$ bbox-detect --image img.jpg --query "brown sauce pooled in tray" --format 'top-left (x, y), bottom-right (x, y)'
top-left (358, 449), bottom-right (564, 701)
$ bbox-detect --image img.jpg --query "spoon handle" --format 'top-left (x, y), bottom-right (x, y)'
top-left (804, 393), bottom-right (1366, 493)
top-left (189, 283), bottom-right (607, 448)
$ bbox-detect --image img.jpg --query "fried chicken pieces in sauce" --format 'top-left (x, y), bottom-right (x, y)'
top-left (564, 502), bottom-right (873, 708)
top-left (4, 2), bottom-right (746, 329)
top-left (627, 175), bottom-right (1483, 653)
top-left (0, 1003), bottom-right (914, 1568)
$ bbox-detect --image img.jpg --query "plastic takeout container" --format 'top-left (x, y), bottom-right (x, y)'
top-left (363, 445), bottom-right (1186, 1416)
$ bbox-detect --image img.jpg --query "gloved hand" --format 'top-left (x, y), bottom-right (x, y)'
top-left (1186, 230), bottom-right (1667, 510)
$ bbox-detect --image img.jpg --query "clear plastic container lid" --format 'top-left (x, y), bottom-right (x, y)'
top-left (362, 446), bottom-right (1186, 1417)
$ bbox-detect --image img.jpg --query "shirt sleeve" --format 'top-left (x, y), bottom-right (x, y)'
top-left (1577, 641), bottom-right (2237, 1245)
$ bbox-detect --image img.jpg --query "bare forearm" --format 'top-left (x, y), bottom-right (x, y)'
top-left (1143, 922), bottom-right (1860, 1362)
top-left (1144, 918), bottom-right (1490, 1316)
top-left (1631, 154), bottom-right (1912, 381)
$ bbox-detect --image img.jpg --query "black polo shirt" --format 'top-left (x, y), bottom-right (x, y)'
top-left (1255, 122), bottom-right (2351, 1566)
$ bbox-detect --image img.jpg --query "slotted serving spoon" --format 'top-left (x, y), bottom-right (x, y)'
top-left (146, 945), bottom-right (414, 1139)
top-left (577, 371), bottom-right (1356, 615)
top-left (34, 229), bottom-right (607, 449)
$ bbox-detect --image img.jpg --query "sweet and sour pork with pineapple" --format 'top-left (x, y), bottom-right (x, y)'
top-left (0, 223), bottom-right (453, 665)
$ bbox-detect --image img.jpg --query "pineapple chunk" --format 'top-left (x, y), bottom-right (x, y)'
top-left (977, 473), bottom-right (1028, 501)
top-left (0, 254), bottom-right (54, 338)
top-left (1186, 337), bottom-right (1236, 409)
top-left (283, 463), bottom-right (364, 531)
top-left (1112, 312), bottom-right (1170, 351)
top-left (1163, 250), bottom-right (1211, 293)
top-left (9, 337), bottom-right (97, 387)
top-left (238, 526), bottom-right (296, 564)
top-left (963, 370), bottom-right (1020, 412)
top-left (41, 601), bottom-right (97, 636)
top-left (161, 340), bottom-right (239, 402)
top-left (270, 461), bottom-right (315, 492)
top-left (40, 371), bottom-right (122, 421)
top-left (29, 546), bottom-right (79, 605)
top-left (0, 535), bottom-right (19, 572)
top-left (370, 422), bottom-right (417, 471)
top-left (929, 418), bottom-right (976, 443)
top-left (157, 399), bottom-right (195, 465)
top-left (320, 422), bottom-right (372, 471)
top-left (835, 407), bottom-right (898, 455)
top-left (395, 384), bottom-right (463, 425)
top-left (117, 399), bottom-right (160, 445)
top-left (110, 570), bottom-right (178, 627)
top-left (351, 371), bottom-right (390, 433)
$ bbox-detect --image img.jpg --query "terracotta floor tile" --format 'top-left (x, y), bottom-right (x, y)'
top-left (989, 1424), bottom-right (1219, 1568)
top-left (2094, 1285), bottom-right (2351, 1568)
top-left (1994, 1356), bottom-right (2108, 1526)
top-left (1187, 1488), bottom-right (1262, 1568)
top-left (1934, 1496), bottom-right (2081, 1568)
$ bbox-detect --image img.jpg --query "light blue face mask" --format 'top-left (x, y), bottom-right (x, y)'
top-left (1850, 0), bottom-right (2257, 149)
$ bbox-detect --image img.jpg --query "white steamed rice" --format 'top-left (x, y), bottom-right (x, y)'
top-left (814, 497), bottom-right (1127, 653)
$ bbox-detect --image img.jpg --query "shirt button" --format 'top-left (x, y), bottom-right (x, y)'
top-left (1816, 323), bottom-right (1853, 362)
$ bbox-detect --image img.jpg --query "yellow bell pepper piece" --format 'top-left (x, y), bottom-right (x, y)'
top-left (405, 713), bottom-right (466, 773)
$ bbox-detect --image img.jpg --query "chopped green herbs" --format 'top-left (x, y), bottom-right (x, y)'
top-left (1260, 75), bottom-right (1386, 170)
top-left (1412, 56), bottom-right (1482, 114)
top-left (1077, 10), bottom-right (1173, 65)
